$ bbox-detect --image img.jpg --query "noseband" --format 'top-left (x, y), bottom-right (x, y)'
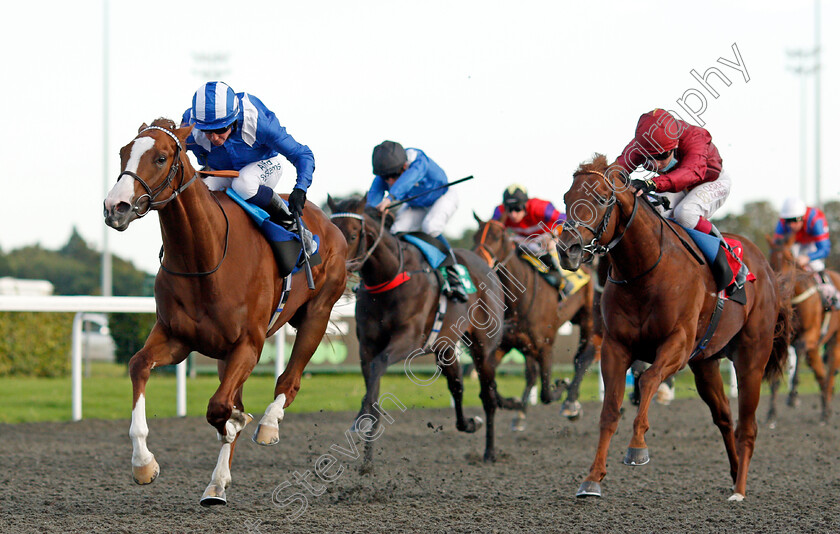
top-left (117, 126), bottom-right (198, 217)
top-left (561, 169), bottom-right (638, 262)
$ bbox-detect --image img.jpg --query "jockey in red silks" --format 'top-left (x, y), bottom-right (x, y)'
top-left (492, 184), bottom-right (572, 296)
top-left (611, 108), bottom-right (745, 288)
top-left (774, 197), bottom-right (840, 310)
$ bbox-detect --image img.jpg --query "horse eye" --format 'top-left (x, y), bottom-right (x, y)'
top-left (349, 233), bottom-right (357, 242)
top-left (156, 155), bottom-right (167, 165)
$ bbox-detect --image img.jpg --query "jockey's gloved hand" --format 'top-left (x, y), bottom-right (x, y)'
top-left (630, 178), bottom-right (656, 195)
top-left (288, 188), bottom-right (307, 215)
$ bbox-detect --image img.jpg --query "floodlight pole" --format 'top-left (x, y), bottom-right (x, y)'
top-left (813, 0), bottom-right (822, 208)
top-left (101, 0), bottom-right (112, 297)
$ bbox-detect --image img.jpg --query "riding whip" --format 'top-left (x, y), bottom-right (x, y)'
top-left (294, 213), bottom-right (316, 290)
top-left (386, 175), bottom-right (474, 209)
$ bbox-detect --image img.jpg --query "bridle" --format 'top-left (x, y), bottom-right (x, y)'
top-left (561, 169), bottom-right (638, 263)
top-left (119, 125), bottom-right (229, 277)
top-left (117, 126), bottom-right (198, 218)
top-left (475, 219), bottom-right (516, 268)
top-left (330, 210), bottom-right (390, 271)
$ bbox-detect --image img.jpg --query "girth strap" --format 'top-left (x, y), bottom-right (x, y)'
top-left (689, 294), bottom-right (725, 360)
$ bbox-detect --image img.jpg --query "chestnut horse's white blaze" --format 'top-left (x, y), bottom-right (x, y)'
top-left (129, 394), bottom-right (159, 484)
top-left (105, 136), bottom-right (154, 209)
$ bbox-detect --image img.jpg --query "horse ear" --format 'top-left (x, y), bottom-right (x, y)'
top-left (327, 194), bottom-right (338, 212)
top-left (174, 124), bottom-right (194, 143)
top-left (359, 192), bottom-right (369, 213)
top-left (764, 233), bottom-right (773, 246)
top-left (473, 211), bottom-right (484, 225)
top-left (138, 123), bottom-right (149, 133)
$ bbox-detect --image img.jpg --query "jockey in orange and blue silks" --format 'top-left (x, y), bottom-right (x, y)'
top-left (180, 81), bottom-right (313, 226)
top-left (774, 197), bottom-right (831, 272)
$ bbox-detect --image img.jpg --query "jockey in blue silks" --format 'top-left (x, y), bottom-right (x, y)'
top-left (181, 82), bottom-right (313, 230)
top-left (367, 140), bottom-right (467, 302)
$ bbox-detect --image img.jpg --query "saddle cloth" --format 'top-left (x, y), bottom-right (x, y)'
top-left (398, 233), bottom-right (476, 295)
top-left (225, 189), bottom-right (320, 275)
top-left (519, 252), bottom-right (590, 297)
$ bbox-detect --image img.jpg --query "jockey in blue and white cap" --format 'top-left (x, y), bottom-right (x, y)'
top-left (181, 81), bottom-right (314, 221)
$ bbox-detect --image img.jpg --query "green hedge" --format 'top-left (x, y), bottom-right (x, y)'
top-left (0, 312), bottom-right (73, 377)
top-left (109, 312), bottom-right (156, 364)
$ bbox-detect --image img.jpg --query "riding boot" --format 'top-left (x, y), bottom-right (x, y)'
top-left (264, 193), bottom-right (317, 256)
top-left (816, 271), bottom-right (840, 311)
top-left (709, 224), bottom-right (747, 290)
top-left (444, 250), bottom-right (469, 303)
top-left (549, 247), bottom-right (574, 299)
top-left (264, 193), bottom-right (294, 225)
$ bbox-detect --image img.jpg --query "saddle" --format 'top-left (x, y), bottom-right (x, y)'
top-left (518, 251), bottom-right (590, 298)
top-left (226, 189), bottom-right (321, 277)
top-left (396, 232), bottom-right (476, 297)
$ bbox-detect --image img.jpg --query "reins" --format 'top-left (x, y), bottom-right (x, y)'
top-left (475, 220), bottom-right (516, 268)
top-left (562, 168), bottom-right (705, 284)
top-left (120, 125), bottom-right (230, 277)
top-left (330, 208), bottom-right (434, 293)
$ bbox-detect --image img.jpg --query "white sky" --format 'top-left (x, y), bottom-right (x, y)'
top-left (1, 1), bottom-right (837, 275)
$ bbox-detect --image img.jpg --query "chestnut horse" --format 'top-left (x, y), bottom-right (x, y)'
top-left (472, 215), bottom-right (600, 429)
top-left (766, 233), bottom-right (840, 425)
top-left (557, 155), bottom-right (791, 501)
top-left (328, 196), bottom-right (510, 465)
top-left (103, 119), bottom-right (347, 505)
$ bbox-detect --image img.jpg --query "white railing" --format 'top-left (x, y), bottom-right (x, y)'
top-left (0, 295), bottom-right (309, 421)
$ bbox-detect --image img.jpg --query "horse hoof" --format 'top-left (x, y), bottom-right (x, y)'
top-left (472, 416), bottom-right (484, 432)
top-left (727, 493), bottom-right (745, 502)
top-left (768, 420), bottom-right (777, 430)
top-left (576, 480), bottom-right (602, 498)
top-left (787, 395), bottom-right (800, 408)
top-left (623, 447), bottom-right (650, 466)
top-left (132, 457), bottom-right (159, 485)
top-left (252, 424), bottom-right (280, 446)
top-left (200, 484), bottom-right (227, 507)
top-left (483, 451), bottom-right (496, 463)
top-left (511, 412), bottom-right (527, 432)
top-left (560, 400), bottom-right (582, 420)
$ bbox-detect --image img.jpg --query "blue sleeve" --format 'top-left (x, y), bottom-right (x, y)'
top-left (387, 156), bottom-right (429, 200)
top-left (491, 206), bottom-right (504, 221)
top-left (181, 108), bottom-right (208, 167)
top-left (367, 177), bottom-right (387, 206)
top-left (811, 238), bottom-right (830, 261)
top-left (259, 118), bottom-right (315, 192)
top-left (772, 220), bottom-right (787, 240)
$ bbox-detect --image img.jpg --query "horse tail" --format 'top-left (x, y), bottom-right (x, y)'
top-left (765, 271), bottom-right (795, 381)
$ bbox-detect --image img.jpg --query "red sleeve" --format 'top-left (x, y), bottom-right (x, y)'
top-left (614, 138), bottom-right (648, 173)
top-left (652, 128), bottom-right (712, 192)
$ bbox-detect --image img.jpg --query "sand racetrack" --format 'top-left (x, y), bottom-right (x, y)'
top-left (1, 393), bottom-right (839, 533)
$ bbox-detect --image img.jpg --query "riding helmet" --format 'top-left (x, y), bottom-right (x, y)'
top-left (503, 184), bottom-right (529, 211)
top-left (780, 197), bottom-right (807, 220)
top-left (191, 81), bottom-right (240, 130)
top-left (372, 141), bottom-right (407, 177)
top-left (634, 109), bottom-right (685, 155)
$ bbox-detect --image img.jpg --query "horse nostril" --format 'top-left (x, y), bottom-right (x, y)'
top-left (115, 202), bottom-right (131, 215)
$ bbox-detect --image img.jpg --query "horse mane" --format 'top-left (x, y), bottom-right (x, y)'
top-left (150, 117), bottom-right (177, 130)
top-left (574, 153), bottom-right (610, 175)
